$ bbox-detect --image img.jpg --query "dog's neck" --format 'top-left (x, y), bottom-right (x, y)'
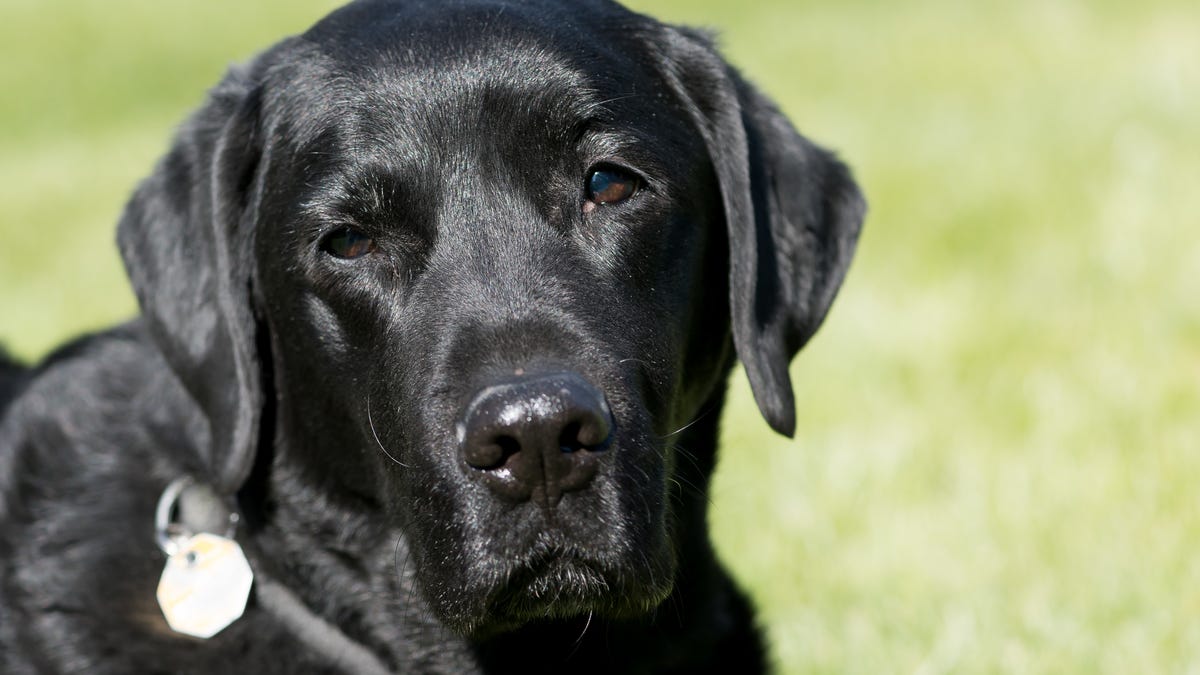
top-left (166, 475), bottom-right (397, 673)
top-left (237, 457), bottom-right (424, 667)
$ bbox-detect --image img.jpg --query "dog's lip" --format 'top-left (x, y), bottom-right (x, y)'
top-left (487, 550), bottom-right (614, 611)
top-left (514, 544), bottom-right (601, 574)
top-left (500, 544), bottom-right (612, 585)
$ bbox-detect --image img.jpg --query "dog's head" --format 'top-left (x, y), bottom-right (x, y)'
top-left (118, 0), bottom-right (863, 636)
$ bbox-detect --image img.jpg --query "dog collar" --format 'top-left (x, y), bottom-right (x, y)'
top-left (154, 477), bottom-right (253, 639)
top-left (153, 477), bottom-right (394, 675)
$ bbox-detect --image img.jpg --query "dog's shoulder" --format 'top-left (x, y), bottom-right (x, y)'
top-left (0, 322), bottom-right (195, 672)
top-left (1, 320), bottom-right (202, 504)
top-left (0, 322), bottom-right (360, 673)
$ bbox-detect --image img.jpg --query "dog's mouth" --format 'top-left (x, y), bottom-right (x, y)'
top-left (494, 550), bottom-right (612, 611)
top-left (414, 529), bottom-right (676, 637)
top-left (468, 545), bottom-right (672, 635)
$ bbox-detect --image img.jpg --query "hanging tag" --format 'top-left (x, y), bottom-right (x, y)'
top-left (157, 532), bottom-right (254, 639)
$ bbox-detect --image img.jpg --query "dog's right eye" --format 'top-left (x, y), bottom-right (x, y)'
top-left (320, 227), bottom-right (376, 259)
top-left (583, 166), bottom-right (640, 214)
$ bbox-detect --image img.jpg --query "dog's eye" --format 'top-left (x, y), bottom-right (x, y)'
top-left (320, 227), bottom-right (376, 259)
top-left (584, 167), bottom-right (640, 213)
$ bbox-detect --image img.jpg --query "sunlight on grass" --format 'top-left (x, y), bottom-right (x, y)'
top-left (2, 1), bottom-right (1197, 672)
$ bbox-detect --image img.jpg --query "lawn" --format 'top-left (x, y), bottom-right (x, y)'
top-left (2, 1), bottom-right (1197, 672)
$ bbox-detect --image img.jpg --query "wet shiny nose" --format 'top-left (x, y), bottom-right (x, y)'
top-left (458, 372), bottom-right (613, 507)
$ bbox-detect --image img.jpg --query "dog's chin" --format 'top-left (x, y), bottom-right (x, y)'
top-left (436, 549), bottom-right (677, 638)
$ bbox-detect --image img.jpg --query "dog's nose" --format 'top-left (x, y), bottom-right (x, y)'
top-left (458, 372), bottom-right (613, 506)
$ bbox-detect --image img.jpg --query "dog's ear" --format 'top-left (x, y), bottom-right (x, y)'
top-left (117, 69), bottom-right (265, 494)
top-left (656, 28), bottom-right (865, 437)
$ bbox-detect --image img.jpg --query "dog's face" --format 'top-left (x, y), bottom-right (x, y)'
top-left (117, 0), bottom-right (863, 636)
top-left (259, 4), bottom-right (727, 631)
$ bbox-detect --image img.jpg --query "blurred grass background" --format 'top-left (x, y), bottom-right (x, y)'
top-left (1, 0), bottom-right (1197, 672)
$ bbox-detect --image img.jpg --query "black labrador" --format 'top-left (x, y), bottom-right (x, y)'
top-left (0, 0), bottom-right (864, 672)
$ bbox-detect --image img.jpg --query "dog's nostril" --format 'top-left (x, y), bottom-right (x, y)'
top-left (558, 418), bottom-right (612, 454)
top-left (464, 435), bottom-right (520, 470)
top-left (492, 436), bottom-right (521, 467)
top-left (559, 421), bottom-right (582, 454)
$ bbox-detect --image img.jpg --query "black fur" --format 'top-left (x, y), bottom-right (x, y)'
top-left (0, 1), bottom-right (864, 672)
top-left (0, 348), bottom-right (25, 415)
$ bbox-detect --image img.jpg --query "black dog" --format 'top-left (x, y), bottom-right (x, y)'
top-left (0, 0), bottom-right (863, 672)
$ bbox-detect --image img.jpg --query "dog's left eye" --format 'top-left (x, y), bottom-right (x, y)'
top-left (584, 167), bottom-right (640, 213)
top-left (320, 227), bottom-right (376, 259)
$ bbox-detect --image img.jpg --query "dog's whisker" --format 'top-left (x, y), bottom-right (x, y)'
top-left (659, 401), bottom-right (720, 439)
top-left (393, 537), bottom-right (453, 637)
top-left (660, 415), bottom-right (703, 439)
top-left (393, 533), bottom-right (406, 583)
top-left (392, 539), bottom-right (422, 619)
top-left (593, 93), bottom-right (639, 108)
top-left (672, 443), bottom-right (703, 472)
top-left (567, 611), bottom-right (594, 658)
top-left (668, 448), bottom-right (715, 508)
top-left (367, 393), bottom-right (409, 468)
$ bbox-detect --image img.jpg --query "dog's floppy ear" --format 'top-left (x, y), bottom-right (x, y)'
top-left (657, 27), bottom-right (865, 437)
top-left (117, 69), bottom-right (265, 494)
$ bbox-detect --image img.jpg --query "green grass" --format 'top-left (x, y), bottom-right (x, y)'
top-left (2, 1), bottom-right (1198, 672)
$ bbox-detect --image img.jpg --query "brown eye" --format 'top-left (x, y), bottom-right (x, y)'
top-left (320, 226), bottom-right (375, 259)
top-left (584, 167), bottom-right (639, 212)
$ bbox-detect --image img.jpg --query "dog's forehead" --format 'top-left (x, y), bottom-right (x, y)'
top-left (300, 0), bottom-right (657, 108)
top-left (268, 0), bottom-right (668, 154)
top-left (302, 0), bottom-right (650, 61)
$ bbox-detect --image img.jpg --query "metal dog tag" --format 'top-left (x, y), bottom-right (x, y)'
top-left (157, 533), bottom-right (254, 639)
